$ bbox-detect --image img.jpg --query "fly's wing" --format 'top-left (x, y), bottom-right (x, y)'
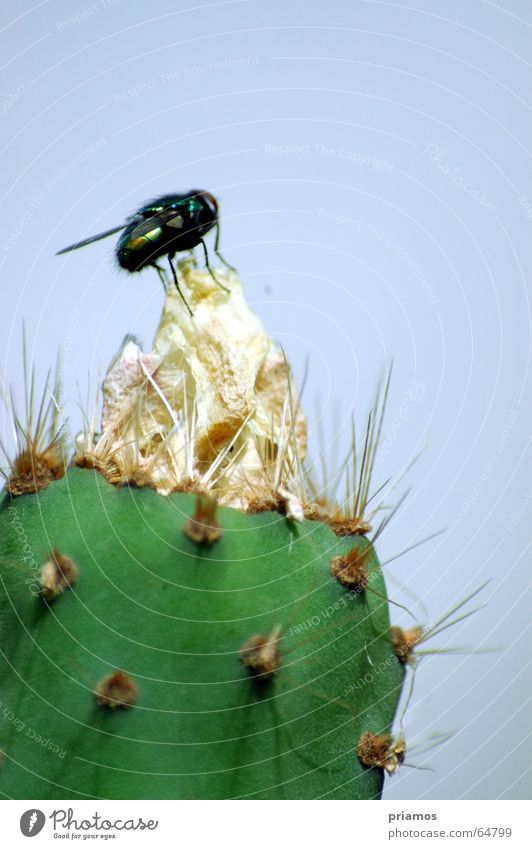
top-left (122, 207), bottom-right (183, 243)
top-left (56, 197), bottom-right (189, 255)
top-left (56, 223), bottom-right (129, 255)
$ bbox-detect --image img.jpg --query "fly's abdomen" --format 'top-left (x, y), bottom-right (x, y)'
top-left (116, 220), bottom-right (165, 271)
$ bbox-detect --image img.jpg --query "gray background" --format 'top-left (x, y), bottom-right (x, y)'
top-left (0, 0), bottom-right (530, 799)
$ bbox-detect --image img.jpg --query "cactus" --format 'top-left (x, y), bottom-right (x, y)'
top-left (0, 262), bottom-right (408, 800)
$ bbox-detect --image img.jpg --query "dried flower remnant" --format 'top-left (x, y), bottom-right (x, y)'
top-left (74, 262), bottom-right (306, 512)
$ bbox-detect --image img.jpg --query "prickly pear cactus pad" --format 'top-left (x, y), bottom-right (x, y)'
top-left (0, 263), bottom-right (406, 800)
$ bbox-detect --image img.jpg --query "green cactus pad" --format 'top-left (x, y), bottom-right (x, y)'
top-left (0, 467), bottom-right (405, 799)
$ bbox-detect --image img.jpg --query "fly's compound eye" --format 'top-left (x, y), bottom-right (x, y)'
top-left (200, 191), bottom-right (218, 213)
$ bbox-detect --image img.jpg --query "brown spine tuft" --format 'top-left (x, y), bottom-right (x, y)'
top-left (391, 625), bottom-right (423, 663)
top-left (356, 731), bottom-right (406, 775)
top-left (39, 550), bottom-right (79, 601)
top-left (183, 496), bottom-right (222, 545)
top-left (94, 671), bottom-right (138, 709)
top-left (240, 626), bottom-right (282, 681)
top-left (330, 544), bottom-right (371, 591)
top-left (328, 517), bottom-right (372, 536)
top-left (7, 447), bottom-right (65, 497)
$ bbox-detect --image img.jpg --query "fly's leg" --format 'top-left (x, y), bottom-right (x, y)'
top-left (168, 254), bottom-right (193, 317)
top-left (199, 238), bottom-right (230, 293)
top-left (153, 263), bottom-right (168, 291)
top-left (214, 218), bottom-right (236, 272)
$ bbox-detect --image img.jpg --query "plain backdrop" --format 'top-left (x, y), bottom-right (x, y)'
top-left (0, 0), bottom-right (530, 800)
